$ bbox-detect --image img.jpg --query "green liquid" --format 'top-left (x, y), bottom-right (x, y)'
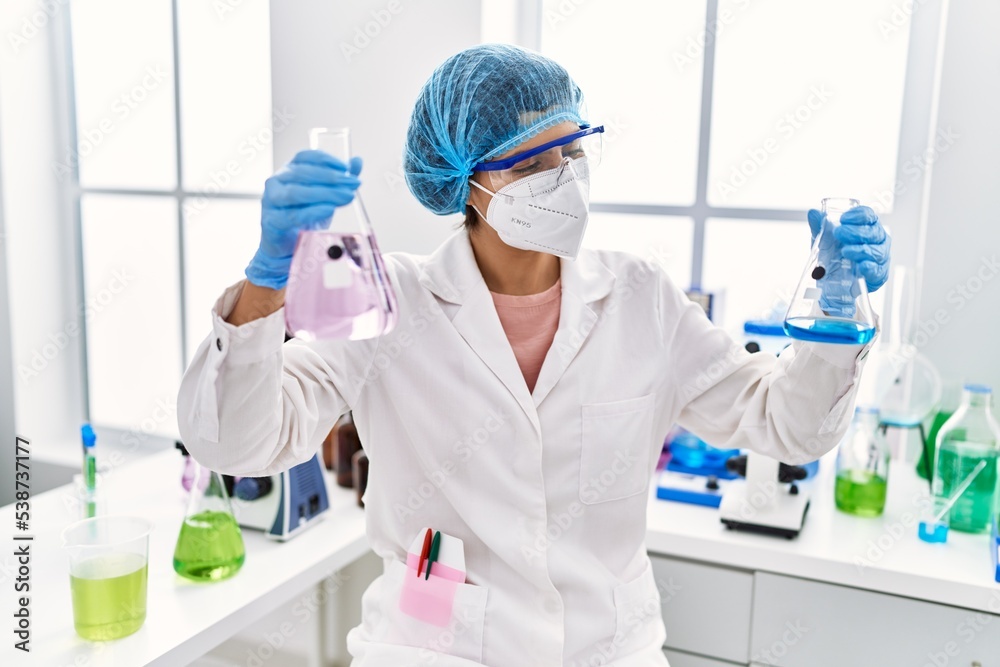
top-left (70, 553), bottom-right (147, 641)
top-left (173, 510), bottom-right (245, 581)
top-left (916, 411), bottom-right (954, 480)
top-left (935, 442), bottom-right (998, 534)
top-left (835, 470), bottom-right (887, 517)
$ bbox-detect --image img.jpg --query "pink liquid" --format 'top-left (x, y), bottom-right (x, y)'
top-left (284, 231), bottom-right (398, 341)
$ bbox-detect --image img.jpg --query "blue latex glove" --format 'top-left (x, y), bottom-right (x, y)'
top-left (807, 206), bottom-right (890, 291)
top-left (245, 150), bottom-right (363, 290)
top-left (806, 206), bottom-right (890, 317)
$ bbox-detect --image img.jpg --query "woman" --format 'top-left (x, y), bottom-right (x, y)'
top-left (178, 44), bottom-right (889, 666)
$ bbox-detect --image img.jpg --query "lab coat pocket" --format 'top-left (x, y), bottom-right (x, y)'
top-left (377, 559), bottom-right (488, 663)
top-left (613, 561), bottom-right (665, 651)
top-left (580, 394), bottom-right (655, 504)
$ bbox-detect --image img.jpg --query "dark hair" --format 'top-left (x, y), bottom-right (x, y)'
top-left (463, 205), bottom-right (480, 232)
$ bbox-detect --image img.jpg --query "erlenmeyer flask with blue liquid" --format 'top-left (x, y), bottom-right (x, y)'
top-left (784, 198), bottom-right (877, 344)
top-left (284, 128), bottom-right (398, 341)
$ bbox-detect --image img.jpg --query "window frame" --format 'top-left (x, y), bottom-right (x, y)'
top-left (58, 0), bottom-right (264, 444)
top-left (47, 0), bottom-right (948, 443)
top-left (528, 0), bottom-right (946, 293)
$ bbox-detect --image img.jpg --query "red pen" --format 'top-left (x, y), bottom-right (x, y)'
top-left (417, 528), bottom-right (433, 578)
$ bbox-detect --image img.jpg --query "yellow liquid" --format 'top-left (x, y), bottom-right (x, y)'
top-left (70, 553), bottom-right (147, 641)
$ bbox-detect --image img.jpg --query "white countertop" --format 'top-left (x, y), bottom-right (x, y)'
top-left (646, 451), bottom-right (1000, 614)
top-left (5, 447), bottom-right (999, 666)
top-left (3, 449), bottom-right (369, 667)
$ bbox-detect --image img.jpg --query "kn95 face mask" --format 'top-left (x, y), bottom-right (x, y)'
top-left (469, 157), bottom-right (591, 260)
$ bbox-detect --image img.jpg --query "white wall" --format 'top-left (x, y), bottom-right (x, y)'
top-left (917, 0), bottom-right (1000, 406)
top-left (268, 0), bottom-right (484, 256)
top-left (0, 2), bottom-right (86, 461)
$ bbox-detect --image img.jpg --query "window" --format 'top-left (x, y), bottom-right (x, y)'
top-left (707, 0), bottom-right (909, 210)
top-left (80, 195), bottom-right (182, 429)
top-left (542, 0), bottom-right (706, 206)
top-left (70, 0), bottom-right (177, 190)
top-left (61, 0), bottom-right (931, 441)
top-left (582, 213), bottom-right (694, 289)
top-left (540, 0), bottom-right (913, 329)
top-left (67, 0), bottom-right (272, 438)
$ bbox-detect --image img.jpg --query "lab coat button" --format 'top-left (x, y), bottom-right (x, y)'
top-left (216, 338), bottom-right (223, 351)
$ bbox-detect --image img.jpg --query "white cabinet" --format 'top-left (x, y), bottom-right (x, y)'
top-left (750, 572), bottom-right (1000, 666)
top-left (664, 648), bottom-right (746, 667)
top-left (650, 555), bottom-right (754, 664)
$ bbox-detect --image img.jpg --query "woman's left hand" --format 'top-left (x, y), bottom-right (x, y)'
top-left (808, 205), bottom-right (891, 292)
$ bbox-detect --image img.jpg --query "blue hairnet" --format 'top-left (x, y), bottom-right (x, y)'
top-left (404, 44), bottom-right (586, 216)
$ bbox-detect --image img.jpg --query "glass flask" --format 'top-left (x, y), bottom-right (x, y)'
top-left (173, 462), bottom-right (246, 581)
top-left (284, 127), bottom-right (398, 341)
top-left (784, 197), bottom-right (877, 344)
top-left (931, 384), bottom-right (1000, 534)
top-left (835, 406), bottom-right (890, 517)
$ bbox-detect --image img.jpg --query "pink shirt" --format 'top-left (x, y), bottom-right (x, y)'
top-left (490, 279), bottom-right (562, 393)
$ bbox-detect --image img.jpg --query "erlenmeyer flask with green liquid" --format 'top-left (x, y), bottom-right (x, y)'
top-left (173, 462), bottom-right (245, 581)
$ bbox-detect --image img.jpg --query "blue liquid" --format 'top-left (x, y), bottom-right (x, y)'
top-left (784, 317), bottom-right (875, 345)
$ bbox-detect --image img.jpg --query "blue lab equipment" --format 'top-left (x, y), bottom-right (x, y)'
top-left (991, 518), bottom-right (999, 583)
top-left (666, 430), bottom-right (741, 480)
top-left (232, 454), bottom-right (330, 540)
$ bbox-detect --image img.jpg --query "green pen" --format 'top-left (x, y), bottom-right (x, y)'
top-left (81, 424), bottom-right (97, 518)
top-left (425, 531), bottom-right (441, 580)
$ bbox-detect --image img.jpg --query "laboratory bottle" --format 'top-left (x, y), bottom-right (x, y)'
top-left (336, 413), bottom-right (363, 488)
top-left (173, 462), bottom-right (246, 581)
top-left (284, 127), bottom-right (399, 341)
top-left (784, 198), bottom-right (877, 344)
top-left (931, 384), bottom-right (1000, 534)
top-left (353, 449), bottom-right (369, 508)
top-left (322, 418), bottom-right (341, 471)
top-left (835, 406), bottom-right (890, 517)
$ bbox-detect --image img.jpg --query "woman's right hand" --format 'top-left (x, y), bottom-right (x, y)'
top-left (244, 150), bottom-right (363, 290)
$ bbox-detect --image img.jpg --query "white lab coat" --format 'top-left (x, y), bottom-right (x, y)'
top-left (178, 229), bottom-right (870, 667)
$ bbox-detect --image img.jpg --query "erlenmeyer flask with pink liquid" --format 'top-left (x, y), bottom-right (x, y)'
top-left (284, 128), bottom-right (398, 341)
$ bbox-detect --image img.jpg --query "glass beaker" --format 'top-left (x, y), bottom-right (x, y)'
top-left (61, 515), bottom-right (152, 641)
top-left (931, 384), bottom-right (1000, 533)
top-left (284, 127), bottom-right (398, 341)
top-left (784, 197), bottom-right (877, 344)
top-left (834, 407), bottom-right (890, 517)
top-left (173, 462), bottom-right (245, 582)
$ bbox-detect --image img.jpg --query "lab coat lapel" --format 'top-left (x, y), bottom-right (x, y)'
top-left (419, 231), bottom-right (541, 433)
top-left (531, 250), bottom-right (616, 407)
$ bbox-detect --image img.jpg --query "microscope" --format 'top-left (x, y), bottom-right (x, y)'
top-left (718, 452), bottom-right (810, 539)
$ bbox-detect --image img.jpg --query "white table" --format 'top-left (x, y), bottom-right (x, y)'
top-left (645, 451), bottom-right (1000, 666)
top-left (2, 450), bottom-right (369, 667)
top-left (646, 450), bottom-right (1000, 614)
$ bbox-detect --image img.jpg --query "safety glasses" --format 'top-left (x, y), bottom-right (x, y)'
top-left (472, 125), bottom-right (603, 192)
